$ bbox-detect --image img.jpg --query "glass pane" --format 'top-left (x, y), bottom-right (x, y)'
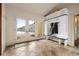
top-left (28, 20), bottom-right (35, 32)
top-left (17, 18), bottom-right (26, 34)
top-left (28, 20), bottom-right (34, 25)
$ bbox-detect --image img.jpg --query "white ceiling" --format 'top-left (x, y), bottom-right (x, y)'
top-left (6, 3), bottom-right (58, 16)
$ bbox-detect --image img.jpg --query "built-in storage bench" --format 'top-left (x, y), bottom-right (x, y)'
top-left (48, 36), bottom-right (68, 46)
top-left (44, 8), bottom-right (69, 46)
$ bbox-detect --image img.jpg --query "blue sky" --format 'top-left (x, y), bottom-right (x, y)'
top-left (17, 18), bottom-right (34, 28)
top-left (17, 18), bottom-right (26, 28)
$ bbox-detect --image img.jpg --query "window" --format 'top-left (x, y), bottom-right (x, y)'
top-left (16, 18), bottom-right (26, 34)
top-left (16, 18), bottom-right (35, 35)
top-left (28, 20), bottom-right (34, 25)
top-left (17, 18), bottom-right (26, 28)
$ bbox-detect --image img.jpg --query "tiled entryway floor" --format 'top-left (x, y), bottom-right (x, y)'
top-left (3, 40), bottom-right (79, 56)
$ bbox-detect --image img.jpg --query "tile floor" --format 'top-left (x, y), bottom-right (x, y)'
top-left (3, 40), bottom-right (79, 56)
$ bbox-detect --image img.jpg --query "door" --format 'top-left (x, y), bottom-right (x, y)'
top-left (75, 14), bottom-right (79, 47)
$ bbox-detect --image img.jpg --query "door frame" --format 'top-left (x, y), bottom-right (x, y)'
top-left (74, 14), bottom-right (79, 47)
top-left (0, 3), bottom-right (2, 55)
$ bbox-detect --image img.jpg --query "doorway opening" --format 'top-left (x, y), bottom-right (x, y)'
top-left (74, 14), bottom-right (79, 47)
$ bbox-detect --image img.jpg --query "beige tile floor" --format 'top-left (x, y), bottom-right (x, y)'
top-left (3, 40), bottom-right (79, 56)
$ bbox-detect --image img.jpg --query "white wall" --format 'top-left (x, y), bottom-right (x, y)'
top-left (65, 5), bottom-right (79, 46)
top-left (2, 4), bottom-right (6, 54)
